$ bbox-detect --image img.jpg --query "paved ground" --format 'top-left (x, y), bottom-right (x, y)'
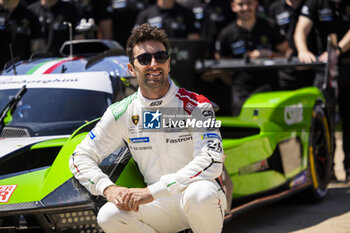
top-left (223, 133), bottom-right (350, 233)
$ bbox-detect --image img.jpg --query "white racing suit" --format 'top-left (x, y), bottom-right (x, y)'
top-left (69, 79), bottom-right (227, 233)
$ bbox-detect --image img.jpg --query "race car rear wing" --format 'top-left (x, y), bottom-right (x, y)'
top-left (195, 36), bottom-right (337, 93)
top-left (195, 57), bottom-right (325, 72)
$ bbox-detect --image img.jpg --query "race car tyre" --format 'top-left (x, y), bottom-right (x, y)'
top-left (304, 101), bottom-right (332, 202)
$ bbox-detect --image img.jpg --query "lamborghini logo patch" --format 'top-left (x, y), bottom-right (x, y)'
top-left (0, 185), bottom-right (17, 203)
top-left (132, 115), bottom-right (139, 125)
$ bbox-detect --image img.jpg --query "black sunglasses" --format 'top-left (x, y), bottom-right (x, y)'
top-left (132, 51), bottom-right (169, 66)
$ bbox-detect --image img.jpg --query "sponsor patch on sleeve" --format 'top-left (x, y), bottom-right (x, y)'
top-left (0, 185), bottom-right (17, 203)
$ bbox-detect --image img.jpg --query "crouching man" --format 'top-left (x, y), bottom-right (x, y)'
top-left (69, 23), bottom-right (227, 233)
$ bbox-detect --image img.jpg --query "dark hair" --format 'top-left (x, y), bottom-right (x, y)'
top-left (126, 23), bottom-right (170, 62)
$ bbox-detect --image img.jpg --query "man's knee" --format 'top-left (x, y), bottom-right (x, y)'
top-left (181, 181), bottom-right (226, 233)
top-left (97, 202), bottom-right (116, 230)
top-left (97, 202), bottom-right (130, 231)
top-left (181, 180), bottom-right (224, 213)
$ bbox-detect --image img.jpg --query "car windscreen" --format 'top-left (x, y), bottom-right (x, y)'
top-left (0, 88), bottom-right (112, 125)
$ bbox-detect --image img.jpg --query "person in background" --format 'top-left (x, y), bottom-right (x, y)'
top-left (268, 0), bottom-right (316, 90)
top-left (176, 0), bottom-right (206, 40)
top-left (294, 0), bottom-right (350, 181)
top-left (337, 29), bottom-right (350, 55)
top-left (189, 0), bottom-right (235, 116)
top-left (201, 0), bottom-right (235, 59)
top-left (29, 0), bottom-right (79, 56)
top-left (256, 0), bottom-right (278, 18)
top-left (214, 0), bottom-right (290, 115)
top-left (294, 0), bottom-right (336, 64)
top-left (69, 23), bottom-right (226, 233)
top-left (135, 0), bottom-right (200, 40)
top-left (73, 0), bottom-right (114, 39)
top-left (0, 0), bottom-right (43, 70)
top-left (327, 0), bottom-right (350, 181)
top-left (111, 0), bottom-right (155, 47)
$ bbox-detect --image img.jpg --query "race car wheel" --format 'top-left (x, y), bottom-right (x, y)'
top-left (305, 102), bottom-right (332, 202)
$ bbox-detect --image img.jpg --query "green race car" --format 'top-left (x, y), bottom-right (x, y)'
top-left (0, 50), bottom-right (336, 232)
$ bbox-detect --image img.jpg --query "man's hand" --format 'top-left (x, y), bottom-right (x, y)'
top-left (318, 51), bottom-right (328, 62)
top-left (298, 50), bottom-right (316, 63)
top-left (103, 185), bottom-right (132, 211)
top-left (122, 188), bottom-right (154, 212)
top-left (103, 186), bottom-right (154, 212)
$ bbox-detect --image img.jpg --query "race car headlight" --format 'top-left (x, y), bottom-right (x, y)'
top-left (41, 177), bottom-right (92, 207)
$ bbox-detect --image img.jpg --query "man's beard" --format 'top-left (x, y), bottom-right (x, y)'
top-left (141, 69), bottom-right (168, 89)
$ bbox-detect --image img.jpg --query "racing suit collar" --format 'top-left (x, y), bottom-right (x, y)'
top-left (137, 78), bottom-right (179, 107)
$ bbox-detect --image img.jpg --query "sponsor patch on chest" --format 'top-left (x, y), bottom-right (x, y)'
top-left (166, 134), bottom-right (192, 143)
top-left (128, 137), bottom-right (150, 143)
